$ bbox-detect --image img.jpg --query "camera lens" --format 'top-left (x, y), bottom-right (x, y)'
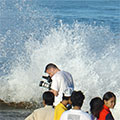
top-left (39, 81), bottom-right (44, 86)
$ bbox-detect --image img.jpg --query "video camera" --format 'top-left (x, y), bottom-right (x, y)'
top-left (39, 76), bottom-right (52, 90)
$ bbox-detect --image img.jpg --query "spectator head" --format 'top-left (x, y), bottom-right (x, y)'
top-left (45, 63), bottom-right (59, 77)
top-left (42, 91), bottom-right (54, 106)
top-left (90, 97), bottom-right (104, 118)
top-left (62, 88), bottom-right (73, 104)
top-left (103, 91), bottom-right (116, 109)
top-left (71, 90), bottom-right (85, 108)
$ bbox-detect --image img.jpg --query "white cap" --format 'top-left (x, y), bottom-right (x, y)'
top-left (64, 88), bottom-right (73, 97)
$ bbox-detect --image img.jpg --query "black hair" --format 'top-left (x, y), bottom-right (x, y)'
top-left (103, 91), bottom-right (116, 101)
top-left (90, 97), bottom-right (104, 118)
top-left (62, 94), bottom-right (70, 101)
top-left (45, 63), bottom-right (58, 72)
top-left (42, 91), bottom-right (54, 105)
top-left (71, 91), bottom-right (85, 107)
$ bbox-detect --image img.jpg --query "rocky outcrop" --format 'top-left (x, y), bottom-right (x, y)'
top-left (0, 99), bottom-right (38, 109)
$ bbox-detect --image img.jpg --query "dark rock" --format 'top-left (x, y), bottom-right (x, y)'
top-left (0, 99), bottom-right (38, 109)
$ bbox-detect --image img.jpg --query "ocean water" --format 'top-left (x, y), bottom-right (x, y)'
top-left (0, 0), bottom-right (120, 119)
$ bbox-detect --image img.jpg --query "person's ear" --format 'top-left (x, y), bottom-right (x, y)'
top-left (69, 98), bottom-right (72, 105)
top-left (43, 100), bottom-right (46, 106)
top-left (104, 100), bottom-right (107, 106)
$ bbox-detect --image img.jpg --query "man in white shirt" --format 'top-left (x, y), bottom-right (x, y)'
top-left (25, 91), bottom-right (54, 120)
top-left (60, 91), bottom-right (92, 120)
top-left (45, 63), bottom-right (74, 106)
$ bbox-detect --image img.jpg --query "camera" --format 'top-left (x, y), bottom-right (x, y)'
top-left (39, 76), bottom-right (52, 90)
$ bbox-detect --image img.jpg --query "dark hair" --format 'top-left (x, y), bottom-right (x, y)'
top-left (103, 91), bottom-right (116, 101)
top-left (42, 91), bottom-right (54, 105)
top-left (90, 97), bottom-right (104, 118)
top-left (62, 94), bottom-right (70, 101)
top-left (45, 63), bottom-right (58, 72)
top-left (71, 91), bottom-right (85, 107)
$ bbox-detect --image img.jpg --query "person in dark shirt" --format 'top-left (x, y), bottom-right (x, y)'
top-left (90, 97), bottom-right (104, 120)
top-left (98, 91), bottom-right (116, 120)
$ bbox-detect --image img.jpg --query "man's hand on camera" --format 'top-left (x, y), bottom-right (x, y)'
top-left (50, 89), bottom-right (58, 96)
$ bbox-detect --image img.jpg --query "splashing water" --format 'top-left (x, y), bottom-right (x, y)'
top-left (0, 0), bottom-right (120, 119)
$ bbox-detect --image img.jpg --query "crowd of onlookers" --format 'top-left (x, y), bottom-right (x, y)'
top-left (25, 63), bottom-right (116, 120)
top-left (25, 90), bottom-right (116, 120)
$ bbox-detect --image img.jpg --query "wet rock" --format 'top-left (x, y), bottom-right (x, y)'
top-left (0, 99), bottom-right (38, 109)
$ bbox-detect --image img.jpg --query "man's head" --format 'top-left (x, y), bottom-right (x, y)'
top-left (42, 91), bottom-right (54, 106)
top-left (62, 88), bottom-right (73, 105)
top-left (71, 90), bottom-right (85, 108)
top-left (62, 94), bottom-right (71, 105)
top-left (45, 63), bottom-right (59, 77)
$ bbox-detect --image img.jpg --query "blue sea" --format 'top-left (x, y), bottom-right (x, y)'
top-left (0, 0), bottom-right (120, 120)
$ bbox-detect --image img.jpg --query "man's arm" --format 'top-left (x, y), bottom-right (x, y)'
top-left (50, 89), bottom-right (58, 96)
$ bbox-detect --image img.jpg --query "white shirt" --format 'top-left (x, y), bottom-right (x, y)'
top-left (60, 109), bottom-right (92, 120)
top-left (51, 71), bottom-right (74, 106)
